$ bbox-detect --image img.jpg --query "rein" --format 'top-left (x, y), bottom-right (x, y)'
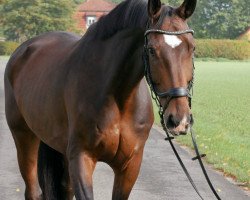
top-left (143, 28), bottom-right (222, 200)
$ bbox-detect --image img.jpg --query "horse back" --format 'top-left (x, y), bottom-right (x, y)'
top-left (6, 31), bottom-right (80, 82)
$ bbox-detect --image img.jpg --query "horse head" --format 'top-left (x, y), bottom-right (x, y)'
top-left (145, 0), bottom-right (196, 135)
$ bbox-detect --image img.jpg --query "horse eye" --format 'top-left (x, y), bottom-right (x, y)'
top-left (148, 47), bottom-right (156, 56)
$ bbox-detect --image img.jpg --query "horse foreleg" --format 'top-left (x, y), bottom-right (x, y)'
top-left (112, 149), bottom-right (144, 200)
top-left (67, 145), bottom-right (96, 200)
top-left (61, 160), bottom-right (74, 200)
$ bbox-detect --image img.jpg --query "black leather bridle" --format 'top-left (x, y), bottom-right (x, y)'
top-left (143, 28), bottom-right (222, 200)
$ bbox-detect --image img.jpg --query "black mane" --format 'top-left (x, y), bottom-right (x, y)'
top-left (85, 0), bottom-right (173, 40)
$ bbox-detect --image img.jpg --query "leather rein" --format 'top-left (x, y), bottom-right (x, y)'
top-left (143, 28), bottom-right (222, 200)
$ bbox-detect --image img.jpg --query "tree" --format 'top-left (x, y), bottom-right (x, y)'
top-left (2, 0), bottom-right (248, 41)
top-left (189, 0), bottom-right (250, 39)
top-left (109, 0), bottom-right (249, 39)
top-left (73, 0), bottom-right (84, 4)
top-left (1, 0), bottom-right (77, 42)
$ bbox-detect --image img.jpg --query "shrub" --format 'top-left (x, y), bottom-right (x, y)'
top-left (0, 41), bottom-right (19, 55)
top-left (1, 39), bottom-right (249, 60)
top-left (195, 39), bottom-right (250, 60)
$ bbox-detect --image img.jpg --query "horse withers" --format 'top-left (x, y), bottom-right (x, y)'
top-left (4, 0), bottom-right (196, 199)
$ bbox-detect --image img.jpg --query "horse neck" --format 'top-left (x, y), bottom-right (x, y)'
top-left (73, 28), bottom-right (145, 109)
top-left (74, 0), bottom-right (149, 107)
top-left (110, 29), bottom-right (145, 104)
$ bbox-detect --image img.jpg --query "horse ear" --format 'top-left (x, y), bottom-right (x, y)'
top-left (176, 0), bottom-right (197, 19)
top-left (148, 0), bottom-right (162, 19)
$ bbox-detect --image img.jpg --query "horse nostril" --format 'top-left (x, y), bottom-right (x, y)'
top-left (166, 114), bottom-right (180, 128)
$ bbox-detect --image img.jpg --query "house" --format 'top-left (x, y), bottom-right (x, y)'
top-left (75, 0), bottom-right (116, 30)
top-left (238, 27), bottom-right (250, 41)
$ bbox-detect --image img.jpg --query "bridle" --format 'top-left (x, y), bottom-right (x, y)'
top-left (143, 27), bottom-right (222, 200)
top-left (143, 28), bottom-right (195, 115)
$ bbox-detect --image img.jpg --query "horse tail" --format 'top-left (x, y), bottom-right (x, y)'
top-left (38, 141), bottom-right (65, 200)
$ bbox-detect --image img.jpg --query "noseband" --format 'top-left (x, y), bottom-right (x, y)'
top-left (143, 28), bottom-right (194, 114)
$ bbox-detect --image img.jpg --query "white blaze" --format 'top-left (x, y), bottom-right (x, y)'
top-left (164, 35), bottom-right (182, 48)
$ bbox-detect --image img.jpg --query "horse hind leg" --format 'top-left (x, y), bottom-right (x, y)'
top-left (6, 112), bottom-right (41, 199)
top-left (5, 80), bottom-right (41, 200)
top-left (13, 127), bottom-right (41, 200)
top-left (111, 149), bottom-right (144, 200)
top-left (38, 142), bottom-right (74, 200)
top-left (5, 71), bottom-right (72, 200)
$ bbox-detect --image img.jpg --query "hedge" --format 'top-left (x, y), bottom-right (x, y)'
top-left (0, 41), bottom-right (19, 55)
top-left (1, 39), bottom-right (250, 60)
top-left (195, 39), bottom-right (250, 60)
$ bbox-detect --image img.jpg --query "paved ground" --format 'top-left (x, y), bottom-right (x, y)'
top-left (0, 57), bottom-right (249, 200)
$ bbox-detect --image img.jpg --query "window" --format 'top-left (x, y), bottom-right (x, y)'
top-left (86, 16), bottom-right (97, 28)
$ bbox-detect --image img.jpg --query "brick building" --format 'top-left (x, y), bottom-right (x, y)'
top-left (75, 0), bottom-right (116, 30)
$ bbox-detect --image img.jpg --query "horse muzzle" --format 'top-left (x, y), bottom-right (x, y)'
top-left (165, 114), bottom-right (193, 136)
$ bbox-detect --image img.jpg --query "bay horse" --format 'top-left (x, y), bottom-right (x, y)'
top-left (4, 0), bottom-right (196, 199)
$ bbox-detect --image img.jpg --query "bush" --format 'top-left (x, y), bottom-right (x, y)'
top-left (0, 41), bottom-right (19, 55)
top-left (1, 39), bottom-right (249, 60)
top-left (195, 39), bottom-right (250, 60)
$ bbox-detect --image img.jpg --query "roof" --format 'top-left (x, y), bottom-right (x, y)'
top-left (78, 0), bottom-right (116, 12)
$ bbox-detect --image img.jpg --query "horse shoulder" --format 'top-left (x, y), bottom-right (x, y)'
top-left (121, 79), bottom-right (154, 136)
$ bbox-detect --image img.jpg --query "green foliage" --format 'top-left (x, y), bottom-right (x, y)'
top-left (163, 0), bottom-right (250, 39)
top-left (0, 41), bottom-right (19, 55)
top-left (0, 29), bottom-right (4, 38)
top-left (110, 0), bottom-right (181, 4)
top-left (1, 0), bottom-right (77, 42)
top-left (110, 0), bottom-right (123, 3)
top-left (190, 0), bottom-right (250, 39)
top-left (73, 0), bottom-right (84, 4)
top-left (1, 0), bottom-right (249, 40)
top-left (110, 0), bottom-right (249, 39)
top-left (195, 39), bottom-right (250, 60)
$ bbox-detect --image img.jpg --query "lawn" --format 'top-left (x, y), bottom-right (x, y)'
top-left (153, 61), bottom-right (250, 187)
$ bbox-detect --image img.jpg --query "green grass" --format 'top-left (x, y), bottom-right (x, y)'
top-left (153, 61), bottom-right (250, 187)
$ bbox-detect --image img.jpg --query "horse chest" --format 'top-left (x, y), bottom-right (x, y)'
top-left (96, 115), bottom-right (150, 164)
